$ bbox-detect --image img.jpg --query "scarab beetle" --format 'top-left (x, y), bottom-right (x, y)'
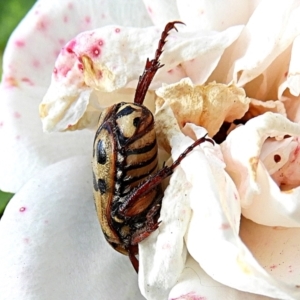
top-left (92, 21), bottom-right (213, 272)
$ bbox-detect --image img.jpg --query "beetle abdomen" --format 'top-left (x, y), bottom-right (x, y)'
top-left (93, 102), bottom-right (161, 253)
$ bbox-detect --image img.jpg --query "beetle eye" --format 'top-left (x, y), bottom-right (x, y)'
top-left (133, 117), bottom-right (141, 127)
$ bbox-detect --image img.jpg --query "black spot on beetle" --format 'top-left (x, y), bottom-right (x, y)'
top-left (93, 172), bottom-right (98, 191)
top-left (133, 117), bottom-right (141, 127)
top-left (97, 140), bottom-right (107, 164)
top-left (116, 105), bottom-right (137, 118)
top-left (98, 179), bottom-right (107, 194)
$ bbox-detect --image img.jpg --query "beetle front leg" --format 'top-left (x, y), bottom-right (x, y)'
top-left (134, 21), bottom-right (184, 105)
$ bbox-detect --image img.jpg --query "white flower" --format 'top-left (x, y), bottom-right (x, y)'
top-left (1, 0), bottom-right (300, 299)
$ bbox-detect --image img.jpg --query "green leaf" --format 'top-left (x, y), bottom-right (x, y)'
top-left (0, 0), bottom-right (36, 51)
top-left (0, 191), bottom-right (14, 218)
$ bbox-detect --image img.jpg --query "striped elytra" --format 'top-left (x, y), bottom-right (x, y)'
top-left (92, 102), bottom-right (161, 259)
top-left (92, 21), bottom-right (214, 272)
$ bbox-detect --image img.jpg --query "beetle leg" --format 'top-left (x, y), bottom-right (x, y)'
top-left (127, 245), bottom-right (139, 272)
top-left (131, 203), bottom-right (161, 245)
top-left (134, 21), bottom-right (184, 105)
top-left (128, 205), bottom-right (161, 273)
top-left (119, 134), bottom-right (214, 216)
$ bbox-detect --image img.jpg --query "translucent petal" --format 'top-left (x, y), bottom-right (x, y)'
top-left (0, 156), bottom-right (143, 300)
top-left (142, 0), bottom-right (180, 27)
top-left (221, 112), bottom-right (300, 227)
top-left (0, 0), bottom-right (152, 193)
top-left (107, 0), bottom-right (152, 27)
top-left (177, 0), bottom-right (259, 31)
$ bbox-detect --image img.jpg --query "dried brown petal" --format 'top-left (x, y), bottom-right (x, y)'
top-left (155, 78), bottom-right (249, 138)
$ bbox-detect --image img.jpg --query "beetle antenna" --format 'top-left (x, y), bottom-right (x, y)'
top-left (133, 21), bottom-right (184, 105)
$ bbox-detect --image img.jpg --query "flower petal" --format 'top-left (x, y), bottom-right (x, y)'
top-left (243, 98), bottom-right (286, 122)
top-left (184, 125), bottom-right (300, 299)
top-left (169, 255), bottom-right (273, 300)
top-left (139, 165), bottom-right (190, 300)
top-left (231, 0), bottom-right (300, 86)
top-left (0, 87), bottom-right (94, 192)
top-left (139, 123), bottom-right (239, 299)
top-left (41, 24), bottom-right (243, 133)
top-left (240, 217), bottom-right (300, 293)
top-left (142, 0), bottom-right (180, 27)
top-left (0, 0), bottom-right (152, 193)
top-left (286, 35), bottom-right (300, 96)
top-left (221, 112), bottom-right (300, 227)
top-left (107, 0), bottom-right (152, 27)
top-left (0, 156), bottom-right (142, 300)
top-left (177, 0), bottom-right (259, 31)
top-left (155, 78), bottom-right (248, 138)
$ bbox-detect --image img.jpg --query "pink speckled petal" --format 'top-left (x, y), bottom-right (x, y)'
top-left (183, 125), bottom-right (300, 299)
top-left (0, 156), bottom-right (143, 300)
top-left (169, 256), bottom-right (273, 300)
top-left (231, 1), bottom-right (300, 87)
top-left (240, 217), bottom-right (300, 295)
top-left (142, 0), bottom-right (180, 27)
top-left (221, 113), bottom-right (300, 227)
top-left (0, 0), bottom-right (151, 192)
top-left (41, 24), bottom-right (242, 132)
top-left (0, 87), bottom-right (93, 192)
top-left (177, 0), bottom-right (259, 30)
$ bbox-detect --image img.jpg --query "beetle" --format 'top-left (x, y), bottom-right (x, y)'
top-left (92, 21), bottom-right (213, 272)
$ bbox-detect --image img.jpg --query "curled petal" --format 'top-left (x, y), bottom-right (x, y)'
top-left (231, 0), bottom-right (300, 87)
top-left (221, 112), bottom-right (300, 227)
top-left (41, 24), bottom-right (242, 132)
top-left (0, 156), bottom-right (142, 299)
top-left (155, 78), bottom-right (248, 139)
top-left (178, 26), bottom-right (243, 84)
top-left (243, 98), bottom-right (286, 122)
